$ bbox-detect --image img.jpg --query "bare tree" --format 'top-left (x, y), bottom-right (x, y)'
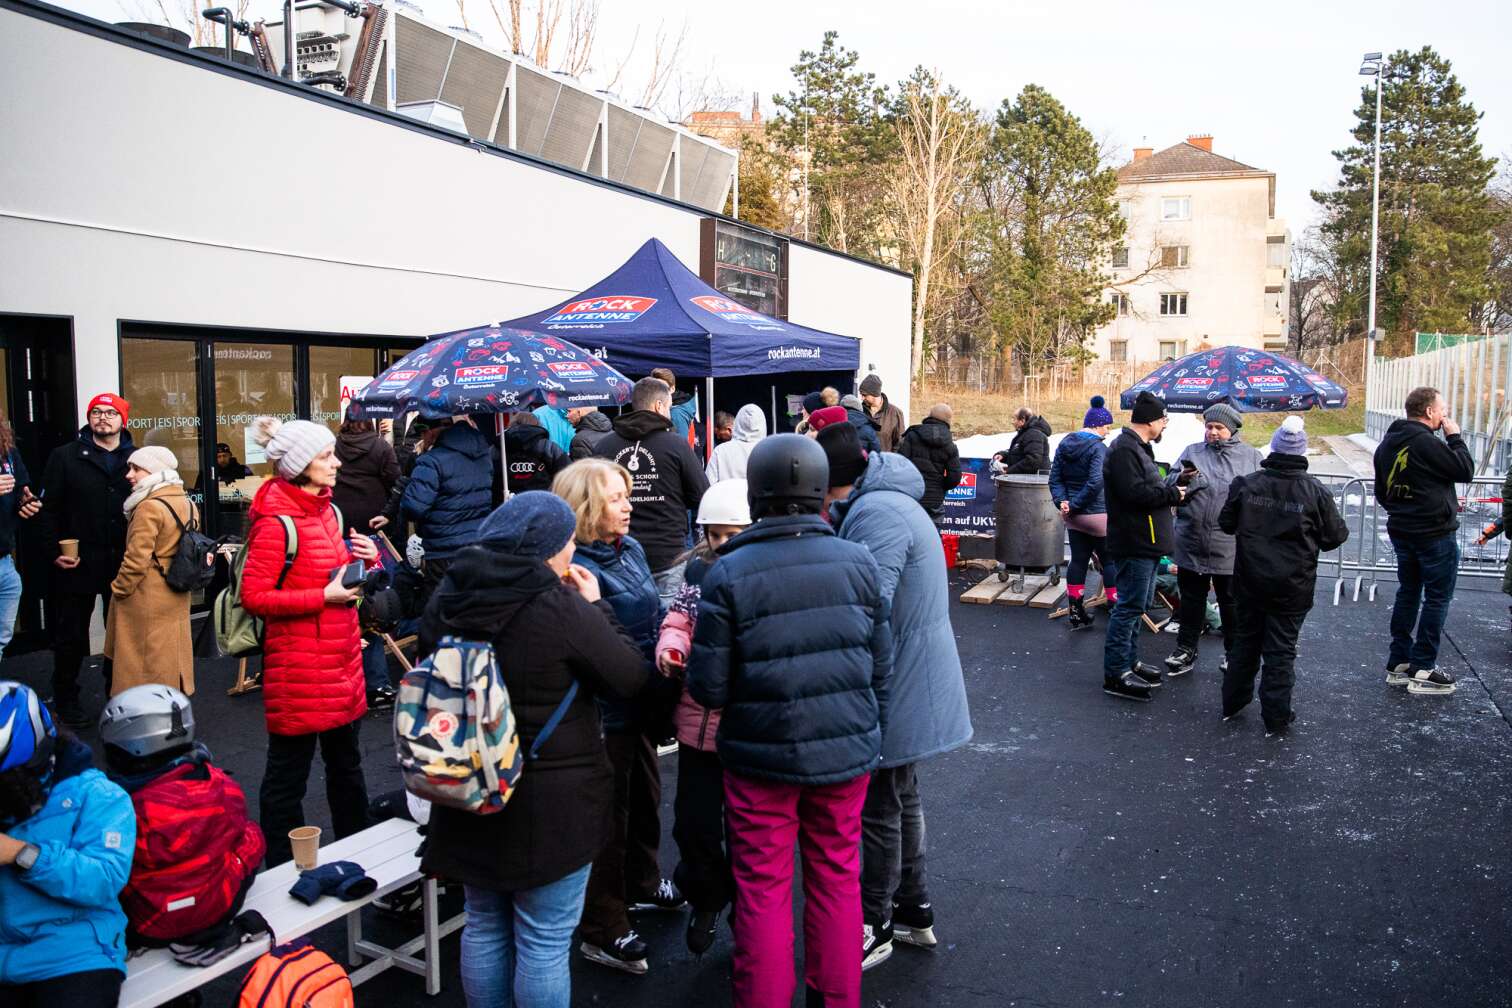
top-left (119, 0), bottom-right (256, 47)
top-left (888, 72), bottom-right (985, 386)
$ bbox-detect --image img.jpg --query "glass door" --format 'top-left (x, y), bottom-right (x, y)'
top-left (119, 336), bottom-right (206, 510)
top-left (211, 342), bottom-right (296, 541)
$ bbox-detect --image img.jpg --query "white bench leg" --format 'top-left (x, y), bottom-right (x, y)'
top-left (346, 907), bottom-right (364, 967)
top-left (423, 878), bottom-right (441, 997)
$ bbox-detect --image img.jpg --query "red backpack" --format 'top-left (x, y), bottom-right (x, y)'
top-left (120, 759), bottom-right (266, 944)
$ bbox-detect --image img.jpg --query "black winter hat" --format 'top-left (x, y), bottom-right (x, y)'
top-left (817, 422), bottom-right (866, 488)
top-left (859, 374), bottom-right (884, 396)
top-left (1131, 391), bottom-right (1167, 424)
top-left (801, 391), bottom-right (826, 415)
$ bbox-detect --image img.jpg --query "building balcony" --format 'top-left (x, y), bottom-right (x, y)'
top-left (1266, 266), bottom-right (1287, 287)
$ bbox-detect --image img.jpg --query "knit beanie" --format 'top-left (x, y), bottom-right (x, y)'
top-left (1203, 401), bottom-right (1243, 433)
top-left (808, 406), bottom-right (849, 433)
top-left (127, 446), bottom-right (178, 475)
top-left (87, 392), bottom-right (131, 422)
top-left (859, 373), bottom-right (884, 396)
top-left (252, 417), bottom-right (336, 480)
top-left (1082, 395), bottom-right (1114, 429)
top-left (477, 491), bottom-right (577, 561)
top-left (840, 394), bottom-right (863, 412)
top-left (1270, 415), bottom-right (1308, 455)
top-left (801, 391), bottom-right (826, 416)
top-left (817, 422), bottom-right (866, 488)
top-left (1131, 391), bottom-right (1167, 424)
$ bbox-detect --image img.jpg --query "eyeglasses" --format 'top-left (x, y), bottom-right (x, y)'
top-left (89, 408), bottom-right (121, 419)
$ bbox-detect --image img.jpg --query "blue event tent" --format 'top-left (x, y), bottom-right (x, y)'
top-left (500, 238), bottom-right (860, 377)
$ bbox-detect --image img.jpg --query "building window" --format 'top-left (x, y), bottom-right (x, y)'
top-left (1112, 246), bottom-right (1129, 268)
top-left (1161, 196), bottom-right (1191, 221)
top-left (1108, 292), bottom-right (1130, 316)
top-left (1266, 236), bottom-right (1286, 268)
top-left (1265, 286), bottom-right (1284, 317)
top-left (1159, 292), bottom-right (1189, 316)
top-left (1109, 340), bottom-right (1128, 363)
top-left (1158, 340), bottom-right (1185, 360)
top-left (1160, 245), bottom-right (1190, 268)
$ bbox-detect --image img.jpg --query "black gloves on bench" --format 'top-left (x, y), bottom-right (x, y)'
top-left (289, 861), bottom-right (377, 905)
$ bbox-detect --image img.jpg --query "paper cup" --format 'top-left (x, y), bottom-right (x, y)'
top-left (289, 826), bottom-right (322, 870)
top-left (59, 539), bottom-right (79, 559)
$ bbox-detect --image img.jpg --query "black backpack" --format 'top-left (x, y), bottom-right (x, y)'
top-left (154, 498), bottom-right (219, 592)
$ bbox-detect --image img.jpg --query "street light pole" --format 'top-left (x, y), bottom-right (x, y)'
top-left (1360, 52), bottom-right (1384, 386)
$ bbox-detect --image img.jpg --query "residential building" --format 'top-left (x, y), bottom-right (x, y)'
top-left (1094, 135), bottom-right (1289, 364)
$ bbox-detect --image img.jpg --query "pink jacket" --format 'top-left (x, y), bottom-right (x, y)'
top-left (656, 594), bottom-right (722, 752)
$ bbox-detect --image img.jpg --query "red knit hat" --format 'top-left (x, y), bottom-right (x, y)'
top-left (807, 406), bottom-right (848, 432)
top-left (87, 393), bottom-right (130, 422)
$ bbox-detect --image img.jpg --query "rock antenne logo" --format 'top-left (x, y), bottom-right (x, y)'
top-left (945, 472), bottom-right (977, 501)
top-left (455, 365), bottom-right (510, 385)
top-left (547, 360), bottom-right (598, 383)
top-left (543, 296), bottom-right (657, 326)
top-left (379, 370), bottom-right (420, 387)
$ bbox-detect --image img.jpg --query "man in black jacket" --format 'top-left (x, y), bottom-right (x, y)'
top-left (593, 377), bottom-right (709, 603)
top-left (569, 407), bottom-right (613, 461)
top-left (1372, 386), bottom-right (1475, 695)
top-left (993, 409), bottom-right (1051, 475)
top-left (35, 392), bottom-right (135, 728)
top-left (896, 404), bottom-right (962, 517)
top-left (1219, 416), bottom-right (1348, 734)
top-left (1101, 391), bottom-right (1186, 701)
top-left (503, 412), bottom-right (569, 493)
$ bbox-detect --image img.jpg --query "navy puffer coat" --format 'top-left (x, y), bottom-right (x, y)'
top-left (688, 513), bottom-right (893, 786)
top-left (400, 422), bottom-right (494, 558)
top-left (573, 535), bottom-right (662, 734)
top-left (1048, 430), bottom-right (1108, 515)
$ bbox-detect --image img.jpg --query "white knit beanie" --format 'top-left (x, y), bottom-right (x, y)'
top-left (127, 445), bottom-right (178, 475)
top-left (252, 417), bottom-right (336, 479)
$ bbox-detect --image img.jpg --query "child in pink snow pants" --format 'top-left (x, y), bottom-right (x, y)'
top-left (686, 435), bottom-right (893, 1008)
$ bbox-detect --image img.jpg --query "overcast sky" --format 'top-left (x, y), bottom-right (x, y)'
top-left (72, 0), bottom-right (1511, 233)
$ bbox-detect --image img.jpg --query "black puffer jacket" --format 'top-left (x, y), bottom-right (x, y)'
top-left (503, 424), bottom-right (569, 494)
top-left (688, 514), bottom-right (893, 786)
top-left (332, 428), bottom-right (400, 534)
top-left (400, 423), bottom-right (494, 558)
top-left (569, 411), bottom-right (613, 461)
top-left (1220, 453), bottom-right (1349, 613)
top-left (1102, 427), bottom-right (1181, 559)
top-left (1372, 418), bottom-right (1475, 539)
top-left (418, 548), bottom-right (647, 892)
top-left (592, 410), bottom-right (709, 573)
top-left (995, 416), bottom-right (1051, 475)
top-left (36, 426), bottom-right (135, 587)
top-left (895, 417), bottom-right (962, 514)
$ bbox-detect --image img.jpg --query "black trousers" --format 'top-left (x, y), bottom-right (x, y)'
top-left (5, 967), bottom-right (122, 1008)
top-left (1223, 601), bottom-right (1307, 728)
top-left (50, 585), bottom-right (111, 710)
top-left (1175, 568), bottom-right (1236, 652)
top-left (259, 719), bottom-right (370, 867)
top-left (1066, 530), bottom-right (1109, 589)
top-left (580, 731), bottom-right (662, 946)
top-left (672, 743), bottom-right (733, 913)
top-left (861, 763), bottom-right (929, 921)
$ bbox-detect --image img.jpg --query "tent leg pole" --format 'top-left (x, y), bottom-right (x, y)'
top-left (771, 386), bottom-right (778, 434)
top-left (705, 376), bottom-right (715, 463)
top-left (498, 413), bottom-right (510, 501)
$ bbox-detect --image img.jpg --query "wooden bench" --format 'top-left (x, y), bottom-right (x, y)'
top-left (120, 818), bottom-right (464, 1007)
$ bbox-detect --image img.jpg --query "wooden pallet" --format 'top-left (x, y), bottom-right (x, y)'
top-left (960, 577), bottom-right (1013, 605)
top-left (1028, 581), bottom-right (1066, 609)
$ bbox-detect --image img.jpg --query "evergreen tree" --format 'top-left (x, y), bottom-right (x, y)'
top-left (982, 84), bottom-right (1123, 368)
top-left (724, 134), bottom-right (790, 233)
top-left (1312, 47), bottom-right (1497, 354)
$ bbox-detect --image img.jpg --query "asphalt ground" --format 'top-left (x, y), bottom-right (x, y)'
top-left (5, 573), bottom-right (1509, 1007)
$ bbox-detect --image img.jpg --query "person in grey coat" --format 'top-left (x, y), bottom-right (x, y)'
top-left (820, 422), bottom-right (973, 970)
top-left (1161, 402), bottom-right (1262, 677)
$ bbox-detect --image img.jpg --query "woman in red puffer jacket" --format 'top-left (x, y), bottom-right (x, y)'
top-left (241, 417), bottom-right (379, 866)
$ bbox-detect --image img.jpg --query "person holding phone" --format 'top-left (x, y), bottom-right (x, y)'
top-left (241, 417), bottom-right (378, 867)
top-left (0, 418), bottom-right (41, 667)
top-left (1161, 402), bottom-right (1262, 679)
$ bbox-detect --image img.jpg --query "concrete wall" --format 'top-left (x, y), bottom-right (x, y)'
top-left (1094, 174), bottom-right (1288, 361)
top-left (0, 4), bottom-right (911, 418)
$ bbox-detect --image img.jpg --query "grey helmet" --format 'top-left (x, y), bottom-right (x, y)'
top-left (99, 684), bottom-right (195, 758)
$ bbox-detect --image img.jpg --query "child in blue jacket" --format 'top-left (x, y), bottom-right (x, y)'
top-left (0, 681), bottom-right (136, 1006)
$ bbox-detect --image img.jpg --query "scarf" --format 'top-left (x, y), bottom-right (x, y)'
top-left (123, 469), bottom-right (185, 517)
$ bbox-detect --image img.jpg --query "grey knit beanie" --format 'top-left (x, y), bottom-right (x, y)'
top-left (253, 417), bottom-right (336, 480)
top-left (859, 373), bottom-right (883, 396)
top-left (1203, 401), bottom-right (1243, 433)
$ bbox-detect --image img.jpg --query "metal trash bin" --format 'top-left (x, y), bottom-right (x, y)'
top-left (992, 474), bottom-right (1062, 588)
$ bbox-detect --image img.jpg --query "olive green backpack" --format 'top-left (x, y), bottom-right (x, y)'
top-left (214, 505), bottom-right (344, 657)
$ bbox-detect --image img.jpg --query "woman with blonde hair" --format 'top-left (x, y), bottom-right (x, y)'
top-left (103, 446), bottom-right (195, 696)
top-left (552, 458), bottom-right (679, 975)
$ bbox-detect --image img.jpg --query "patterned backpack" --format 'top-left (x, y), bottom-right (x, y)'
top-left (394, 635), bottom-right (578, 814)
top-left (236, 941), bottom-right (353, 1008)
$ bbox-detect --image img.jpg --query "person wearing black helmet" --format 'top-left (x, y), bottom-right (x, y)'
top-left (687, 434), bottom-right (893, 1008)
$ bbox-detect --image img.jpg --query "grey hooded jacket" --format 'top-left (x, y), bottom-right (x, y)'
top-left (705, 403), bottom-right (767, 483)
top-left (831, 450), bottom-right (972, 767)
top-left (1165, 436), bottom-right (1263, 575)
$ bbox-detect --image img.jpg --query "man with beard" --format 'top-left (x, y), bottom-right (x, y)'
top-left (1100, 391), bottom-right (1186, 702)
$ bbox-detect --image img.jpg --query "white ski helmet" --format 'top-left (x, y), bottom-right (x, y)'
top-left (697, 478), bottom-right (751, 527)
top-left (99, 684), bottom-right (195, 759)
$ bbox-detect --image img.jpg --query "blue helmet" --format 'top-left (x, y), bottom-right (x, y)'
top-left (0, 681), bottom-right (56, 773)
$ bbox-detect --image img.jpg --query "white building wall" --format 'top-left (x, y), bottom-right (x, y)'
top-left (0, 6), bottom-right (910, 418)
top-left (1093, 174), bottom-right (1286, 362)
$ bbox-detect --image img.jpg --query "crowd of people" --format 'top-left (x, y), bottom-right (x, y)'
top-left (0, 369), bottom-right (1494, 1007)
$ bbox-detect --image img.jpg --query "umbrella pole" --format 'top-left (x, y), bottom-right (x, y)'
top-left (705, 377), bottom-right (716, 463)
top-left (497, 413), bottom-right (510, 501)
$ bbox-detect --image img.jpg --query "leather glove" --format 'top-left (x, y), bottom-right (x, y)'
top-left (169, 910), bottom-right (272, 967)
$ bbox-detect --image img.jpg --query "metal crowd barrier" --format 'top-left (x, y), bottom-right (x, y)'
top-left (1324, 475), bottom-right (1508, 604)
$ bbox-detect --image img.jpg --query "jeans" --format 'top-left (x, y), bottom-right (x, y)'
top-left (0, 555), bottom-right (23, 664)
top-left (459, 865), bottom-right (591, 1008)
top-left (672, 743), bottom-right (732, 913)
top-left (7, 967), bottom-right (123, 1008)
top-left (259, 719), bottom-right (370, 867)
top-left (1176, 568), bottom-right (1235, 653)
top-left (1388, 533), bottom-right (1459, 670)
top-left (50, 584), bottom-right (111, 712)
top-left (579, 732), bottom-right (662, 946)
top-left (1103, 556), bottom-right (1157, 678)
top-left (1223, 601), bottom-right (1307, 729)
top-left (860, 763), bottom-right (928, 922)
top-left (361, 633), bottom-right (390, 692)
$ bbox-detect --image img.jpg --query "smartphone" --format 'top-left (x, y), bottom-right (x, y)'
top-left (330, 561), bottom-right (366, 589)
top-left (1181, 459), bottom-right (1197, 471)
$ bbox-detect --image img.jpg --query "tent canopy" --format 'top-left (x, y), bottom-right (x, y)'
top-left (500, 238), bottom-right (860, 378)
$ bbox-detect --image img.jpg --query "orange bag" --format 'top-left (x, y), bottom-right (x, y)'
top-left (236, 941), bottom-right (354, 1008)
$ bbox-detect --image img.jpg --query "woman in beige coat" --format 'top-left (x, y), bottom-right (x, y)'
top-left (105, 445), bottom-right (195, 695)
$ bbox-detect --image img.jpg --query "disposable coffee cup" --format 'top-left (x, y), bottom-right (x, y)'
top-left (59, 539), bottom-right (79, 559)
top-left (289, 826), bottom-right (322, 870)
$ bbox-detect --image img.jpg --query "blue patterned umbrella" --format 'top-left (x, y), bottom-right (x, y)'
top-left (1120, 346), bottom-right (1349, 413)
top-left (351, 324), bottom-right (632, 420)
